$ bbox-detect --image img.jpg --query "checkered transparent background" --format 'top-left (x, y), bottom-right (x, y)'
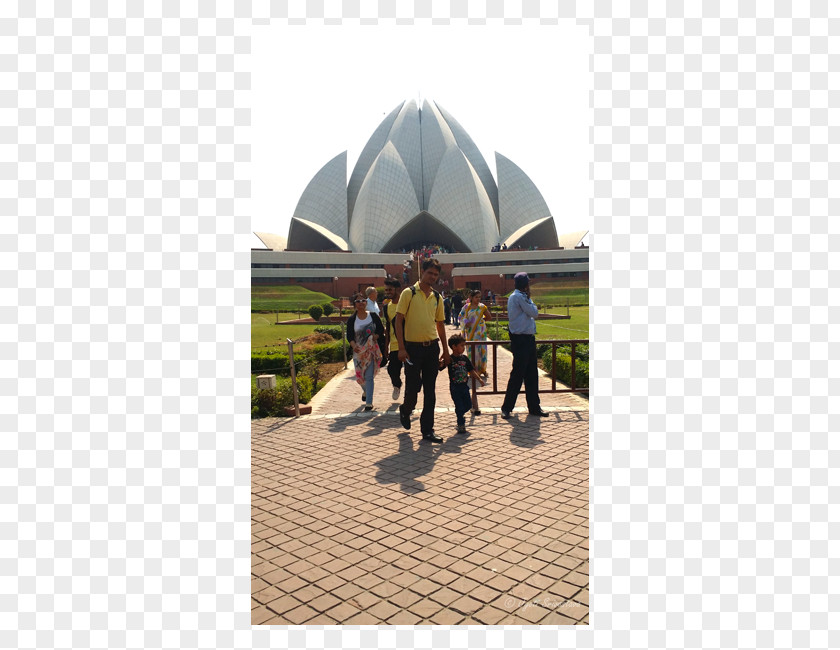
top-left (2, 2), bottom-right (837, 649)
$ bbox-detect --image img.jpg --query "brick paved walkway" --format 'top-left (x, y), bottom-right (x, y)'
top-left (252, 327), bottom-right (589, 625)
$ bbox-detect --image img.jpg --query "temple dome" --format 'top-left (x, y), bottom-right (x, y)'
top-left (283, 99), bottom-right (559, 253)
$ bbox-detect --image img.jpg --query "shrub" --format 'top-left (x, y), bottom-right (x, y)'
top-left (487, 322), bottom-right (510, 350)
top-left (309, 341), bottom-right (349, 363)
top-left (251, 387), bottom-right (284, 418)
top-left (251, 375), bottom-right (315, 418)
top-left (552, 344), bottom-right (589, 361)
top-left (313, 325), bottom-right (342, 339)
top-left (322, 302), bottom-right (334, 317)
top-left (540, 347), bottom-right (589, 389)
top-left (252, 340), bottom-right (350, 375)
top-left (251, 351), bottom-right (291, 374)
top-left (307, 304), bottom-right (323, 321)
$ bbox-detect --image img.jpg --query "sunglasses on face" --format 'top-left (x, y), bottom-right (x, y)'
top-left (354, 299), bottom-right (366, 303)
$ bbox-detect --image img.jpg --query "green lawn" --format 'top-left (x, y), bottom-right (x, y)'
top-left (252, 313), bottom-right (329, 350)
top-left (479, 306), bottom-right (589, 341)
top-left (252, 285), bottom-right (337, 312)
top-left (536, 306), bottom-right (589, 340)
top-left (529, 288), bottom-right (589, 307)
top-left (524, 279), bottom-right (590, 307)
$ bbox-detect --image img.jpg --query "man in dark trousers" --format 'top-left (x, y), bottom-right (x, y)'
top-left (382, 277), bottom-right (405, 401)
top-left (395, 258), bottom-right (450, 443)
top-left (500, 272), bottom-right (549, 418)
top-left (451, 290), bottom-right (464, 328)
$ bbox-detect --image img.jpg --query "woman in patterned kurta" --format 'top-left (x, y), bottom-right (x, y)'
top-left (459, 289), bottom-right (491, 377)
top-left (346, 292), bottom-right (384, 411)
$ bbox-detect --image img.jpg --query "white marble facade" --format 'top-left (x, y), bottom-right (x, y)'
top-left (283, 99), bottom-right (560, 253)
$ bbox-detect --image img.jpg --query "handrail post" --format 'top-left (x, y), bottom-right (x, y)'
top-left (287, 338), bottom-right (300, 417)
top-left (492, 339), bottom-right (498, 392)
top-left (552, 342), bottom-right (557, 391)
top-left (471, 373), bottom-right (479, 413)
top-left (341, 319), bottom-right (347, 368)
top-left (470, 340), bottom-right (480, 413)
top-left (571, 342), bottom-right (576, 392)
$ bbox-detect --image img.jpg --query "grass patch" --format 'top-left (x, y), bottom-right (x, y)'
top-left (536, 306), bottom-right (589, 340)
top-left (252, 314), bottom-right (341, 350)
top-left (480, 307), bottom-right (589, 341)
top-left (528, 279), bottom-right (589, 306)
top-left (252, 285), bottom-right (337, 312)
top-left (530, 288), bottom-right (589, 307)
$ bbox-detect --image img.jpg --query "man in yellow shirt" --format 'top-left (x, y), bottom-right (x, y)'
top-left (382, 278), bottom-right (404, 401)
top-left (395, 258), bottom-right (451, 443)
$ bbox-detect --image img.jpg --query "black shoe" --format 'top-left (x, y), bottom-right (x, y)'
top-left (399, 406), bottom-right (411, 430)
top-left (363, 405), bottom-right (374, 412)
top-left (529, 409), bottom-right (550, 417)
top-left (422, 432), bottom-right (443, 443)
top-left (361, 392), bottom-right (366, 402)
top-left (500, 409), bottom-right (512, 419)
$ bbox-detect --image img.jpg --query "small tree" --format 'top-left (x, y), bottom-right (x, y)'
top-left (322, 302), bottom-right (334, 317)
top-left (308, 304), bottom-right (323, 321)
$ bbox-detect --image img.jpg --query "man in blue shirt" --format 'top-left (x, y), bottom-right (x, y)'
top-left (501, 272), bottom-right (549, 418)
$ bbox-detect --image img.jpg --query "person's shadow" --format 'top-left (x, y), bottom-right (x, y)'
top-left (498, 413), bottom-right (546, 449)
top-left (325, 412), bottom-right (371, 434)
top-left (374, 431), bottom-right (472, 494)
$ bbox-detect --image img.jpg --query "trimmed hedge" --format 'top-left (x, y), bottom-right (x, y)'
top-left (313, 325), bottom-right (343, 339)
top-left (540, 346), bottom-right (589, 389)
top-left (307, 304), bottom-right (323, 321)
top-left (251, 350), bottom-right (291, 374)
top-left (538, 343), bottom-right (588, 361)
top-left (251, 340), bottom-right (349, 374)
top-left (251, 375), bottom-right (314, 418)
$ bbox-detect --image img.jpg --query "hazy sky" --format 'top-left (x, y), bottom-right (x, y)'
top-left (251, 23), bottom-right (592, 249)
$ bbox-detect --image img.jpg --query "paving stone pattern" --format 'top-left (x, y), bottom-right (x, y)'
top-left (252, 328), bottom-right (589, 625)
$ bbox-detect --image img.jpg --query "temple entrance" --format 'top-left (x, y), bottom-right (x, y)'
top-left (380, 211), bottom-right (472, 254)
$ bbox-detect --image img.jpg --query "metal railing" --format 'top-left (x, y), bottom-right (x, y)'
top-left (463, 338), bottom-right (588, 412)
top-left (287, 319), bottom-right (349, 415)
top-left (263, 332), bottom-right (587, 418)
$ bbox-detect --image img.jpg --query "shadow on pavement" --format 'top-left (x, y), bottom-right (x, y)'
top-left (325, 413), bottom-right (374, 434)
top-left (493, 413), bottom-right (545, 449)
top-left (253, 418), bottom-right (295, 435)
top-left (374, 431), bottom-right (473, 494)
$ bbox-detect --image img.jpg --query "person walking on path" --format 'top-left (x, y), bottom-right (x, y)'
top-left (500, 273), bottom-right (549, 419)
top-left (364, 286), bottom-right (380, 315)
top-left (459, 289), bottom-right (491, 379)
top-left (451, 291), bottom-right (464, 328)
top-left (447, 333), bottom-right (485, 434)
top-left (443, 293), bottom-right (452, 325)
top-left (346, 292), bottom-right (385, 412)
top-left (382, 278), bottom-right (405, 401)
top-left (395, 258), bottom-right (450, 443)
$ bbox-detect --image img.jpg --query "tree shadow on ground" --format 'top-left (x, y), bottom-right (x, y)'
top-left (374, 431), bottom-right (473, 494)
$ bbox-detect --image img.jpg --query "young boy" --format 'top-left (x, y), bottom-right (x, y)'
top-left (447, 333), bottom-right (485, 433)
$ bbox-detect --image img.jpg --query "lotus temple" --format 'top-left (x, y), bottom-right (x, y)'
top-left (252, 99), bottom-right (588, 296)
